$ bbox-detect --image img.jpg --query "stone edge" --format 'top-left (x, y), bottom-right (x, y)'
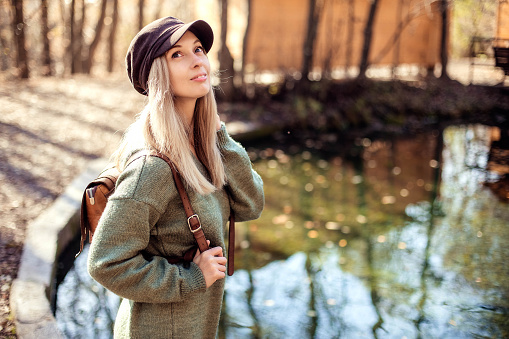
top-left (10, 158), bottom-right (108, 339)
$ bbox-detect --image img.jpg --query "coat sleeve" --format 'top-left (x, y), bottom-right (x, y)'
top-left (217, 124), bottom-right (265, 222)
top-left (87, 156), bottom-right (206, 303)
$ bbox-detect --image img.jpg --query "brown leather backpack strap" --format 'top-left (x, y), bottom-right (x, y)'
top-left (77, 190), bottom-right (89, 257)
top-left (227, 213), bottom-right (235, 276)
top-left (138, 150), bottom-right (236, 274)
top-left (152, 152), bottom-right (210, 254)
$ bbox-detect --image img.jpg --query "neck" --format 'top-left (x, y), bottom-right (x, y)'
top-left (175, 98), bottom-right (198, 157)
top-left (175, 98), bottom-right (197, 129)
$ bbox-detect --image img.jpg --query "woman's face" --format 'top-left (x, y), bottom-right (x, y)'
top-left (165, 31), bottom-right (211, 103)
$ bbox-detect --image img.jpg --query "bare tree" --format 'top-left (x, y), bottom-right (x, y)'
top-left (358, 0), bottom-right (380, 78)
top-left (69, 0), bottom-right (76, 73)
top-left (138, 0), bottom-right (144, 31)
top-left (392, 0), bottom-right (404, 77)
top-left (217, 0), bottom-right (235, 101)
top-left (439, 0), bottom-right (449, 79)
top-left (345, 0), bottom-right (355, 76)
top-left (322, 0), bottom-right (337, 79)
top-left (83, 0), bottom-right (107, 73)
top-left (301, 0), bottom-right (324, 82)
top-left (10, 0), bottom-right (28, 78)
top-left (241, 0), bottom-right (252, 90)
top-left (69, 0), bottom-right (85, 74)
top-left (108, 0), bottom-right (119, 73)
top-left (0, 2), bottom-right (13, 70)
top-left (371, 3), bottom-right (423, 66)
top-left (41, 0), bottom-right (51, 76)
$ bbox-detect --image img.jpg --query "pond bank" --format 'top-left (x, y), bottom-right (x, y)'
top-left (223, 78), bottom-right (509, 138)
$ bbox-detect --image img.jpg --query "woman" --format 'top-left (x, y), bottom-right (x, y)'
top-left (87, 17), bottom-right (264, 338)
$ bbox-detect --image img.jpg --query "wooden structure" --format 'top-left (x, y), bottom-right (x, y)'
top-left (494, 0), bottom-right (509, 75)
top-left (242, 0), bottom-right (443, 75)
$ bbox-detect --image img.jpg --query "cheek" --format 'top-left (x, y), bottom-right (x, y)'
top-left (202, 57), bottom-right (211, 73)
top-left (167, 64), bottom-right (184, 86)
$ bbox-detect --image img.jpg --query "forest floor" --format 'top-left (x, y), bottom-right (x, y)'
top-left (0, 61), bottom-right (507, 337)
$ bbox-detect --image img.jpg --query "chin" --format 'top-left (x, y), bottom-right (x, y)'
top-left (196, 87), bottom-right (211, 98)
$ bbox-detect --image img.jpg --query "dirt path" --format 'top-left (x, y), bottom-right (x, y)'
top-left (0, 75), bottom-right (145, 337)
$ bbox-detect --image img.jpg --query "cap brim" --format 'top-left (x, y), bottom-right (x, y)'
top-left (156, 20), bottom-right (214, 58)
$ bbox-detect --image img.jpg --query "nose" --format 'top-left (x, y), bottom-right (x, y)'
top-left (192, 54), bottom-right (204, 68)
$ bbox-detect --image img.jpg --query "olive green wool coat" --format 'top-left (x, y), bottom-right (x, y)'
top-left (87, 125), bottom-right (264, 338)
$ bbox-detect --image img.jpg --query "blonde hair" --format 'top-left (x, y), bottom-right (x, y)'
top-left (114, 56), bottom-right (226, 195)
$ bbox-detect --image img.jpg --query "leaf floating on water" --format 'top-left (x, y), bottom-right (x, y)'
top-left (325, 222), bottom-right (340, 230)
top-left (272, 214), bottom-right (290, 225)
top-left (351, 175), bottom-right (363, 184)
top-left (307, 230), bottom-right (319, 238)
top-left (264, 300), bottom-right (275, 307)
top-left (356, 215), bottom-right (367, 223)
top-left (382, 196), bottom-right (396, 204)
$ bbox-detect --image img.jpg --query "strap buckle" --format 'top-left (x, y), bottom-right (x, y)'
top-left (187, 214), bottom-right (201, 233)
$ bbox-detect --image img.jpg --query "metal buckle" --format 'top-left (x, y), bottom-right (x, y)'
top-left (187, 214), bottom-right (201, 233)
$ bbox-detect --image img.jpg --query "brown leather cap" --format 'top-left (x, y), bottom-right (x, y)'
top-left (126, 17), bottom-right (214, 95)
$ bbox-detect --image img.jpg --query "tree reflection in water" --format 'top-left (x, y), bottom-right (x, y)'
top-left (56, 124), bottom-right (508, 338)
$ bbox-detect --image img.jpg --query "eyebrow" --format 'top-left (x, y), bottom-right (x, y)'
top-left (168, 39), bottom-right (202, 51)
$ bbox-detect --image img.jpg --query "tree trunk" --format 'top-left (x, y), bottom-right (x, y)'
top-left (392, 0), bottom-right (403, 78)
top-left (0, 4), bottom-right (13, 71)
top-left (69, 0), bottom-right (76, 73)
top-left (345, 0), bottom-right (354, 76)
top-left (41, 0), bottom-right (51, 76)
top-left (322, 0), bottom-right (336, 79)
top-left (439, 0), bottom-right (449, 79)
top-left (78, 0), bottom-right (85, 71)
top-left (301, 0), bottom-right (324, 82)
top-left (108, 0), bottom-right (119, 72)
top-left (371, 3), bottom-right (419, 66)
top-left (83, 0), bottom-right (107, 73)
top-left (11, 0), bottom-right (29, 78)
top-left (241, 0), bottom-right (252, 90)
top-left (358, 0), bottom-right (380, 79)
top-left (138, 0), bottom-right (144, 31)
top-left (217, 0), bottom-right (235, 101)
top-left (70, 0), bottom-right (85, 74)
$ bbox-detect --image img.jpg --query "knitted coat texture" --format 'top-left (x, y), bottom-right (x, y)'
top-left (87, 125), bottom-right (264, 338)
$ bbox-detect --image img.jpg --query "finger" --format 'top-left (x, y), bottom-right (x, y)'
top-left (215, 257), bottom-right (227, 266)
top-left (217, 264), bottom-right (227, 272)
top-left (194, 247), bottom-right (201, 259)
top-left (195, 241), bottom-right (212, 259)
top-left (206, 246), bottom-right (224, 257)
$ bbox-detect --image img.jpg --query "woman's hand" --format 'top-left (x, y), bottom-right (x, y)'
top-left (193, 240), bottom-right (227, 288)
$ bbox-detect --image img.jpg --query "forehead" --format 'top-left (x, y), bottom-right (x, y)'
top-left (170, 31), bottom-right (200, 48)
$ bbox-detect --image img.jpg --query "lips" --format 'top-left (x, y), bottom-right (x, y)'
top-left (191, 73), bottom-right (207, 81)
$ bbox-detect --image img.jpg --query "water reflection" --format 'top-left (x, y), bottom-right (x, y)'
top-left (56, 246), bottom-right (119, 338)
top-left (56, 124), bottom-right (508, 338)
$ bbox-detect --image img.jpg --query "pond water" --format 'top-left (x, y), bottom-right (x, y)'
top-left (56, 124), bottom-right (509, 338)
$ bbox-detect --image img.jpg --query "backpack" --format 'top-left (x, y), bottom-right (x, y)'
top-left (75, 150), bottom-right (235, 275)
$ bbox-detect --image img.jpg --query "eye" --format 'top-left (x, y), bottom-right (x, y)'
top-left (195, 46), bottom-right (205, 54)
top-left (171, 51), bottom-right (183, 59)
